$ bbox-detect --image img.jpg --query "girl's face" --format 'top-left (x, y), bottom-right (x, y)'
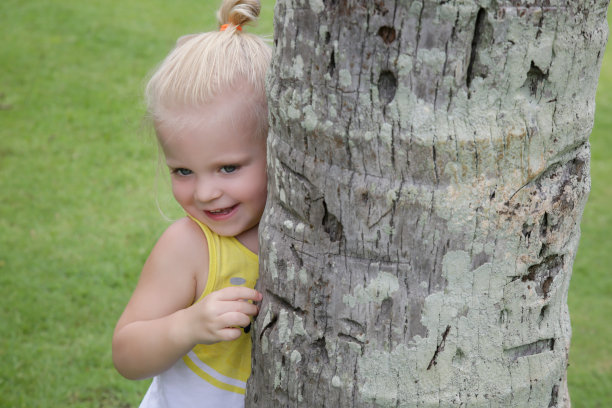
top-left (156, 89), bottom-right (267, 248)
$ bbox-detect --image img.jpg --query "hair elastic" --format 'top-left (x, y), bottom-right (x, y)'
top-left (220, 24), bottom-right (242, 31)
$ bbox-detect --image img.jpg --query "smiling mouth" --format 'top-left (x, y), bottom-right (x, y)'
top-left (205, 204), bottom-right (238, 218)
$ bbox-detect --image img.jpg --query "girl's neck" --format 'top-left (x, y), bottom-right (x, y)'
top-left (235, 224), bottom-right (259, 254)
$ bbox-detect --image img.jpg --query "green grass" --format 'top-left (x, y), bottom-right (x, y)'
top-left (567, 10), bottom-right (612, 407)
top-left (0, 1), bottom-right (274, 406)
top-left (0, 1), bottom-right (609, 407)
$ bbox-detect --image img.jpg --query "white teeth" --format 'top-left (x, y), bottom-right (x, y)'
top-left (209, 208), bottom-right (230, 214)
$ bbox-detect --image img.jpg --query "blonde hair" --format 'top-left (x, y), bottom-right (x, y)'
top-left (145, 0), bottom-right (271, 137)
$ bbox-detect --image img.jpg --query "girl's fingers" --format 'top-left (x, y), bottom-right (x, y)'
top-left (218, 300), bottom-right (259, 317)
top-left (202, 295), bottom-right (259, 316)
top-left (217, 327), bottom-right (243, 342)
top-left (213, 286), bottom-right (262, 302)
top-left (219, 311), bottom-right (252, 329)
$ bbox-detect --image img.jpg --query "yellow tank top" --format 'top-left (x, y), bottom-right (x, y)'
top-left (139, 217), bottom-right (259, 407)
top-left (182, 216), bottom-right (259, 394)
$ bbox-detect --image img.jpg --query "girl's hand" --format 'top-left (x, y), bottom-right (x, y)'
top-left (184, 286), bottom-right (262, 345)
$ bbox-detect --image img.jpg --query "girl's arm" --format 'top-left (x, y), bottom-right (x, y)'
top-left (112, 217), bottom-right (261, 380)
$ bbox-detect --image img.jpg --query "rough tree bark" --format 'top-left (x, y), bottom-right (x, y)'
top-left (247, 0), bottom-right (609, 407)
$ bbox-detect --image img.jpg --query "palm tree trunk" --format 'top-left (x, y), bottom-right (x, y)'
top-left (247, 1), bottom-right (610, 406)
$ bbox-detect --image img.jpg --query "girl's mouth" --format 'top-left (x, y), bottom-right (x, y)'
top-left (205, 204), bottom-right (238, 220)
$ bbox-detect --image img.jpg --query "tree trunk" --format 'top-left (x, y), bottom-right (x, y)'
top-left (247, 1), bottom-right (609, 406)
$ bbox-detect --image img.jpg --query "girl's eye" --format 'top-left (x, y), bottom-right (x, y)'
top-left (174, 168), bottom-right (192, 176)
top-left (221, 165), bottom-right (238, 174)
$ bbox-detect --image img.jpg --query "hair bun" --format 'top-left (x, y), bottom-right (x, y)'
top-left (217, 0), bottom-right (261, 28)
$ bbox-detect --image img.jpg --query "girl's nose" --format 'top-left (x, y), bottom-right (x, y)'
top-left (194, 178), bottom-right (222, 203)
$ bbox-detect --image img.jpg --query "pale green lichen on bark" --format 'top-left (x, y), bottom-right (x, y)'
top-left (302, 105), bottom-right (318, 132)
top-left (267, 242), bottom-right (278, 280)
top-left (339, 69), bottom-right (353, 88)
top-left (309, 0), bottom-right (324, 14)
top-left (342, 271), bottom-right (400, 307)
top-left (356, 250), bottom-right (567, 406)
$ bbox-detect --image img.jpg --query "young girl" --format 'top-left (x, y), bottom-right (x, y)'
top-left (112, 1), bottom-right (271, 406)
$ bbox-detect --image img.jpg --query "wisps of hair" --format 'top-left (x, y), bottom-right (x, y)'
top-left (145, 0), bottom-right (271, 130)
top-left (217, 0), bottom-right (261, 27)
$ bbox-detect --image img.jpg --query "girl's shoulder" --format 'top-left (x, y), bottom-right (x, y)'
top-left (162, 216), bottom-right (208, 244)
top-left (148, 217), bottom-right (209, 280)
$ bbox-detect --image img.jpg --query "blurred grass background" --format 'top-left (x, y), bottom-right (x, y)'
top-left (0, 1), bottom-right (609, 406)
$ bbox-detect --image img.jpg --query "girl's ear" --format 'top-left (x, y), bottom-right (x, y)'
top-left (176, 34), bottom-right (198, 47)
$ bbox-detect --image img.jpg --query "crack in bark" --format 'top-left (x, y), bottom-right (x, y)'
top-left (259, 311), bottom-right (278, 342)
top-left (432, 145), bottom-right (439, 184)
top-left (504, 143), bottom-right (588, 206)
top-left (427, 325), bottom-right (451, 370)
top-left (340, 317), bottom-right (366, 332)
top-left (466, 7), bottom-right (486, 90)
top-left (415, 0), bottom-right (426, 55)
top-left (289, 243), bottom-right (304, 268)
top-left (337, 333), bottom-right (365, 346)
top-left (549, 384), bottom-right (559, 407)
top-left (266, 290), bottom-right (306, 316)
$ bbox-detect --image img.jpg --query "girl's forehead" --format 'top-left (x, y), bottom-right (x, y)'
top-left (159, 87), bottom-right (262, 122)
top-left (157, 102), bottom-right (264, 146)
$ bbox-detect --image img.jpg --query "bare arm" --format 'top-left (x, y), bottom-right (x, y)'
top-left (112, 218), bottom-right (262, 380)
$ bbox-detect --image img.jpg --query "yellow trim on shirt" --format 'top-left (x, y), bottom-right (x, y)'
top-left (182, 355), bottom-right (246, 395)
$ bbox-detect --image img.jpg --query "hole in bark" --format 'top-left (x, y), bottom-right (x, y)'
top-left (522, 222), bottom-right (532, 242)
top-left (538, 305), bottom-right (549, 326)
top-left (378, 70), bottom-right (397, 105)
top-left (380, 298), bottom-right (393, 315)
top-left (322, 200), bottom-right (343, 242)
top-left (312, 337), bottom-right (329, 364)
top-left (524, 255), bottom-right (564, 298)
top-left (325, 31), bottom-right (331, 44)
top-left (377, 26), bottom-right (396, 44)
top-left (569, 156), bottom-right (586, 183)
top-left (360, 190), bottom-right (369, 202)
top-left (504, 338), bottom-right (554, 361)
top-left (541, 276), bottom-right (554, 297)
top-left (523, 61), bottom-right (548, 97)
top-left (328, 50), bottom-right (336, 75)
top-left (540, 212), bottom-right (549, 237)
top-left (539, 243), bottom-right (548, 258)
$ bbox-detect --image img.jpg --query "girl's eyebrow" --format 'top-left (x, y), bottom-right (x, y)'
top-left (210, 153), bottom-right (252, 165)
